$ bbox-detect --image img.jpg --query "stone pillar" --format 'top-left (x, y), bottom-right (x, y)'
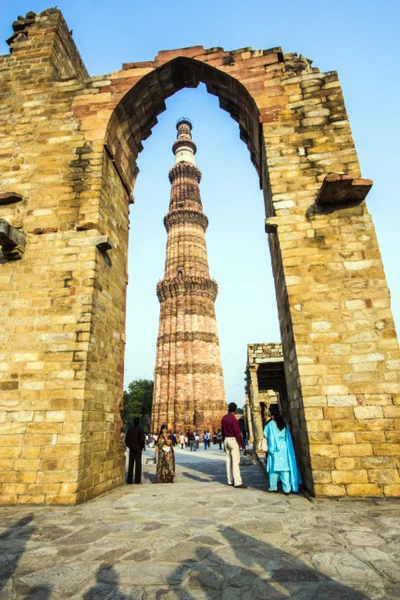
top-left (245, 394), bottom-right (254, 444)
top-left (248, 365), bottom-right (262, 450)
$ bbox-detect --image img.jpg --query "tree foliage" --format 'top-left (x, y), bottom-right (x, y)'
top-left (122, 379), bottom-right (153, 433)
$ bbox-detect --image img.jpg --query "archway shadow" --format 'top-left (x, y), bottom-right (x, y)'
top-left (0, 515), bottom-right (34, 593)
top-left (164, 525), bottom-right (374, 599)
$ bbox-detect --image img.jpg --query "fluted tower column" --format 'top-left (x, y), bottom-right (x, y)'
top-left (152, 118), bottom-right (227, 435)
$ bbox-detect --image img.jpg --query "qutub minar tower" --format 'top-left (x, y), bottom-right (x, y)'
top-left (151, 118), bottom-right (227, 435)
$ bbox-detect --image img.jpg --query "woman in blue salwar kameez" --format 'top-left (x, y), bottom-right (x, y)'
top-left (264, 404), bottom-right (301, 495)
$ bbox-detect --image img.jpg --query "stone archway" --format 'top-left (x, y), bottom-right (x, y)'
top-left (0, 9), bottom-right (399, 505)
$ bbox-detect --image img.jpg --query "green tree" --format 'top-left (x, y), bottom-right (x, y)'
top-left (121, 379), bottom-right (153, 433)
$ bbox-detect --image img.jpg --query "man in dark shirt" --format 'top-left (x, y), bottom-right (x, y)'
top-left (125, 417), bottom-right (145, 484)
top-left (221, 402), bottom-right (247, 489)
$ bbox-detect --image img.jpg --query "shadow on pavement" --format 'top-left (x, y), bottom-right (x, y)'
top-left (83, 565), bottom-right (128, 599)
top-left (24, 586), bottom-right (52, 599)
top-left (0, 514), bottom-right (34, 594)
top-left (163, 524), bottom-right (373, 599)
top-left (177, 457), bottom-right (271, 493)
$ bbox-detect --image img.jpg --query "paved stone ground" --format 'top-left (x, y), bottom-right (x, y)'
top-left (0, 447), bottom-right (399, 599)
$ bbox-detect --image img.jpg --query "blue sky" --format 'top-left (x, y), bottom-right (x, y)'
top-left (1, 1), bottom-right (399, 407)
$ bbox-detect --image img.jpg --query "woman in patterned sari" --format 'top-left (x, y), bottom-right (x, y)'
top-left (154, 424), bottom-right (175, 483)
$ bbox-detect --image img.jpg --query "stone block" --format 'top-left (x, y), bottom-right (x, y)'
top-left (1, 483), bottom-right (26, 495)
top-left (332, 470), bottom-right (368, 484)
top-left (361, 456), bottom-right (399, 469)
top-left (0, 495), bottom-right (18, 505)
top-left (310, 456), bottom-right (335, 470)
top-left (355, 431), bottom-right (386, 443)
top-left (18, 495), bottom-right (45, 504)
top-left (373, 444), bottom-right (400, 456)
top-left (384, 484), bottom-right (400, 497)
top-left (367, 469), bottom-right (400, 484)
top-left (314, 483), bottom-right (346, 496)
top-left (339, 444), bottom-right (373, 457)
top-left (312, 470), bottom-right (332, 483)
top-left (18, 472), bottom-right (37, 483)
top-left (308, 432), bottom-right (332, 443)
top-left (26, 483), bottom-right (61, 495)
top-left (365, 418), bottom-right (395, 431)
top-left (13, 458), bottom-right (40, 470)
top-left (309, 444), bottom-right (339, 457)
top-left (323, 407), bottom-right (354, 420)
top-left (46, 494), bottom-right (78, 505)
top-left (332, 419), bottom-right (366, 432)
top-left (304, 407), bottom-right (323, 420)
top-left (346, 484), bottom-right (382, 497)
top-left (335, 457), bottom-right (362, 470)
top-left (331, 432), bottom-right (356, 445)
top-left (383, 406), bottom-right (400, 418)
top-left (354, 406), bottom-right (383, 420)
top-left (385, 431), bottom-right (400, 443)
top-left (327, 395), bottom-right (357, 406)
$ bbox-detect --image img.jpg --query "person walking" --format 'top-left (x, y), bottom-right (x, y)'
top-left (264, 404), bottom-right (301, 495)
top-left (206, 430), bottom-right (211, 448)
top-left (179, 433), bottom-right (185, 450)
top-left (125, 417), bottom-right (145, 484)
top-left (194, 431), bottom-right (200, 450)
top-left (154, 424), bottom-right (175, 483)
top-left (203, 431), bottom-right (208, 450)
top-left (216, 428), bottom-right (223, 450)
top-left (189, 431), bottom-right (196, 452)
top-left (221, 403), bottom-right (247, 489)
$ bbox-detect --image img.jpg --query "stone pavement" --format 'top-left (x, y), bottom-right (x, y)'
top-left (0, 447), bottom-right (399, 599)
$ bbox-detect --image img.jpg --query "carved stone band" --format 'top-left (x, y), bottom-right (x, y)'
top-left (164, 209), bottom-right (209, 232)
top-left (156, 276), bottom-right (218, 302)
top-left (157, 331), bottom-right (219, 344)
top-left (155, 363), bottom-right (223, 376)
top-left (168, 162), bottom-right (202, 183)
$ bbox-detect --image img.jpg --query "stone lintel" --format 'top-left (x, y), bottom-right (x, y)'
top-left (96, 236), bottom-right (112, 252)
top-left (316, 173), bottom-right (373, 207)
top-left (0, 192), bottom-right (23, 205)
top-left (0, 219), bottom-right (26, 259)
top-left (265, 218), bottom-right (279, 234)
top-left (255, 357), bottom-right (285, 364)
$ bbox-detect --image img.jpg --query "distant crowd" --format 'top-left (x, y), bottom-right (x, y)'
top-left (123, 402), bottom-right (301, 494)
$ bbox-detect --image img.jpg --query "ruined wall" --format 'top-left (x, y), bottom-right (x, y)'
top-left (0, 9), bottom-right (399, 503)
top-left (0, 10), bottom-right (126, 504)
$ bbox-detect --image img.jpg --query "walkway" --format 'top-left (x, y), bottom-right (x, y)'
top-left (0, 447), bottom-right (399, 599)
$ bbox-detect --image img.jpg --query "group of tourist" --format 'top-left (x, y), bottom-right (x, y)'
top-left (145, 430), bottom-right (224, 451)
top-left (125, 403), bottom-right (301, 494)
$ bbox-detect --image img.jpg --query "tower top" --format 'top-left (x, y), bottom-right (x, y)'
top-left (173, 117), bottom-right (197, 165)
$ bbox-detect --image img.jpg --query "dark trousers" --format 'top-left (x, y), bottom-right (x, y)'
top-left (127, 448), bottom-right (142, 484)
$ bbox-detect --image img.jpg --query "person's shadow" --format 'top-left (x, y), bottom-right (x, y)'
top-left (24, 587), bottom-right (52, 599)
top-left (0, 515), bottom-right (34, 594)
top-left (83, 564), bottom-right (131, 599)
top-left (163, 524), bottom-right (374, 599)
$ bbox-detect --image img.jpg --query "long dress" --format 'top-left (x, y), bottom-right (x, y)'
top-left (155, 436), bottom-right (175, 483)
top-left (264, 420), bottom-right (301, 493)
